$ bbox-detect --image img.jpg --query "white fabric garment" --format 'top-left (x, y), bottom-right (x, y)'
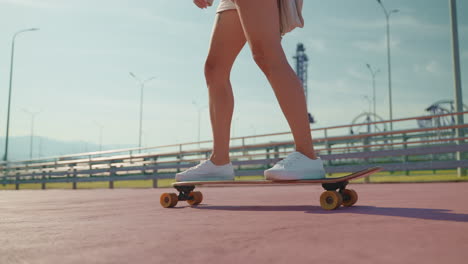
top-left (210, 0), bottom-right (304, 36)
top-left (278, 0), bottom-right (304, 36)
top-left (216, 0), bottom-right (236, 13)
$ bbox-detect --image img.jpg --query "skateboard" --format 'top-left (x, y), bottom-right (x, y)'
top-left (160, 167), bottom-right (382, 210)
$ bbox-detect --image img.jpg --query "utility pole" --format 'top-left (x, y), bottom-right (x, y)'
top-left (376, 0), bottom-right (398, 131)
top-left (449, 0), bottom-right (465, 177)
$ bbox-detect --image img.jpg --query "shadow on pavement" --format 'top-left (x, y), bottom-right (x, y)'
top-left (193, 205), bottom-right (468, 222)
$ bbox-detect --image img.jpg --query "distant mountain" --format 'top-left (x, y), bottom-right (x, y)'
top-left (0, 136), bottom-right (135, 161)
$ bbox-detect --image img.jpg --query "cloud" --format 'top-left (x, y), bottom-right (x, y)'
top-left (391, 15), bottom-right (445, 34)
top-left (329, 14), bottom-right (446, 37)
top-left (347, 67), bottom-right (381, 81)
top-left (352, 36), bottom-right (400, 53)
top-left (308, 39), bottom-right (327, 53)
top-left (412, 64), bottom-right (422, 73)
top-left (425, 60), bottom-right (441, 74)
top-left (0, 0), bottom-right (59, 8)
top-left (462, 50), bottom-right (468, 59)
top-left (460, 25), bottom-right (468, 35)
top-left (413, 60), bottom-right (442, 74)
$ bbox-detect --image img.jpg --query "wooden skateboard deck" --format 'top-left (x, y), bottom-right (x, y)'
top-left (173, 167), bottom-right (381, 186)
top-left (160, 167), bottom-right (382, 210)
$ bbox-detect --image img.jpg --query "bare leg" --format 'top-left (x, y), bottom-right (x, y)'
top-left (234, 0), bottom-right (317, 159)
top-left (205, 10), bottom-right (247, 165)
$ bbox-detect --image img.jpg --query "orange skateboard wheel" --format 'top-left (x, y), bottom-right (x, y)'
top-left (320, 191), bottom-right (343, 210)
top-left (187, 191), bottom-right (203, 206)
top-left (160, 193), bottom-right (178, 208)
top-left (341, 189), bottom-right (358, 207)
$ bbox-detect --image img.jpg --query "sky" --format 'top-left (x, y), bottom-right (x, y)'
top-left (0, 0), bottom-right (467, 156)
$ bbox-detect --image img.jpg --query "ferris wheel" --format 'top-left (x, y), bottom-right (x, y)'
top-left (417, 100), bottom-right (468, 128)
top-left (349, 112), bottom-right (387, 135)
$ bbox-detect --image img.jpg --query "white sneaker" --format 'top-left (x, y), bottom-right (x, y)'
top-left (175, 160), bottom-right (235, 182)
top-left (264, 151), bottom-right (326, 180)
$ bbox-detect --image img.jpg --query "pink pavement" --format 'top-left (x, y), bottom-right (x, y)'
top-left (1, 182), bottom-right (467, 264)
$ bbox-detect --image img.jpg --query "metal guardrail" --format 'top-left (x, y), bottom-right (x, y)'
top-left (1, 112), bottom-right (467, 189)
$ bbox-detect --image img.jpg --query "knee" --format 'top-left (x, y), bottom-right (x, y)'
top-left (204, 58), bottom-right (228, 84)
top-left (251, 46), bottom-right (277, 75)
top-left (204, 59), bottom-right (217, 80)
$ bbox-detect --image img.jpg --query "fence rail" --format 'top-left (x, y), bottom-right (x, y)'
top-left (1, 112), bottom-right (467, 189)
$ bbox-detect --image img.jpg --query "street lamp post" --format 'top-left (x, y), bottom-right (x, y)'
top-left (129, 72), bottom-right (156, 152)
top-left (3, 28), bottom-right (39, 162)
top-left (376, 0), bottom-right (398, 131)
top-left (366, 64), bottom-right (380, 119)
top-left (361, 95), bottom-right (372, 115)
top-left (22, 109), bottom-right (41, 160)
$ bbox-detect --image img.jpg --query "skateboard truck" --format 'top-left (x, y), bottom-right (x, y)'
top-left (322, 181), bottom-right (348, 192)
top-left (174, 185), bottom-right (195, 201)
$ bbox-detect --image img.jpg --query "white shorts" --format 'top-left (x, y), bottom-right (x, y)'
top-left (217, 0), bottom-right (236, 13)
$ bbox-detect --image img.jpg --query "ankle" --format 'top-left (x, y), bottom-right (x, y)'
top-left (209, 154), bottom-right (231, 166)
top-left (210, 159), bottom-right (231, 166)
top-left (295, 149), bottom-right (317, 160)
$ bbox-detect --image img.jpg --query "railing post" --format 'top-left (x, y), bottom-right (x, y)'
top-left (324, 129), bottom-right (332, 170)
top-left (266, 148), bottom-right (271, 169)
top-left (15, 172), bottom-right (19, 190)
top-left (88, 155), bottom-right (92, 171)
top-left (177, 145), bottom-right (183, 173)
top-left (129, 150), bottom-right (134, 164)
top-left (72, 169), bottom-right (77, 190)
top-left (242, 137), bottom-right (247, 156)
top-left (455, 151), bottom-right (466, 178)
top-left (176, 155), bottom-right (181, 173)
top-left (402, 133), bottom-right (409, 176)
top-left (456, 141), bottom-right (466, 177)
top-left (41, 171), bottom-right (46, 190)
top-left (48, 170), bottom-right (52, 186)
top-left (363, 134), bottom-right (370, 183)
top-left (1, 164), bottom-right (6, 186)
top-left (152, 157), bottom-right (159, 188)
top-left (152, 168), bottom-right (158, 188)
top-left (109, 166), bottom-right (115, 189)
top-left (31, 171), bottom-right (36, 186)
top-left (430, 153), bottom-right (436, 175)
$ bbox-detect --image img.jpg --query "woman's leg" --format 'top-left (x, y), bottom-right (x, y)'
top-left (205, 10), bottom-right (247, 165)
top-left (234, 0), bottom-right (317, 159)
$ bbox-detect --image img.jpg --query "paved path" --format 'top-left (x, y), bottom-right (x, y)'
top-left (1, 182), bottom-right (467, 264)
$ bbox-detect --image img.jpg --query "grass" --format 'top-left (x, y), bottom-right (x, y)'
top-left (1, 170), bottom-right (467, 190)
